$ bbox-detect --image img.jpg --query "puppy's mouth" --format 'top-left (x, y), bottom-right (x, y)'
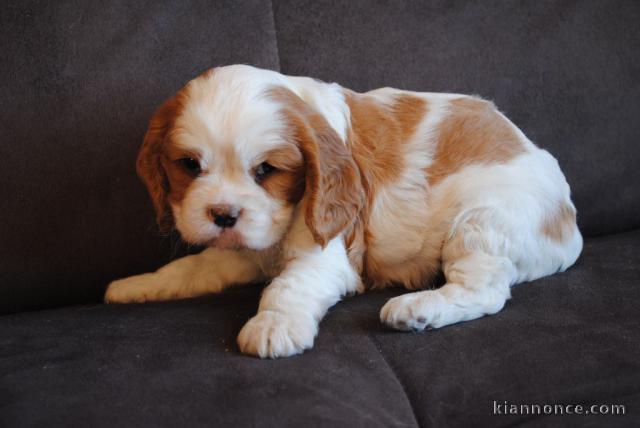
top-left (206, 229), bottom-right (246, 250)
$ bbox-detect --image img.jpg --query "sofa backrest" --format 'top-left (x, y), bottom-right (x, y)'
top-left (1, 0), bottom-right (638, 313)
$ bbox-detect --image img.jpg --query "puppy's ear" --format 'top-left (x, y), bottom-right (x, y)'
top-left (136, 95), bottom-right (182, 233)
top-left (272, 88), bottom-right (363, 247)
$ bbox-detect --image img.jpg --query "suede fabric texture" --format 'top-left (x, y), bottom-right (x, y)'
top-left (0, 0), bottom-right (280, 314)
top-left (1, 231), bottom-right (639, 427)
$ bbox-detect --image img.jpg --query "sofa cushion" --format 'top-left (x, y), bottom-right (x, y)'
top-left (272, 0), bottom-right (640, 238)
top-left (1, 230), bottom-right (638, 427)
top-left (0, 0), bottom-right (280, 314)
top-left (0, 289), bottom-right (418, 427)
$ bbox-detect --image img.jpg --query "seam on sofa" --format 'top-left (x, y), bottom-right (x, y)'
top-left (364, 332), bottom-right (421, 428)
top-left (268, 0), bottom-right (283, 72)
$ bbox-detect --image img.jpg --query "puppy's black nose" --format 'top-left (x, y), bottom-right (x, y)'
top-left (209, 205), bottom-right (239, 228)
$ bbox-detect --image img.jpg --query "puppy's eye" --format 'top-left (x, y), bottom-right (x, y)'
top-left (254, 161), bottom-right (276, 182)
top-left (177, 157), bottom-right (201, 175)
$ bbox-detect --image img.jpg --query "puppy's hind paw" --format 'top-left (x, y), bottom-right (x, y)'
top-left (380, 290), bottom-right (448, 331)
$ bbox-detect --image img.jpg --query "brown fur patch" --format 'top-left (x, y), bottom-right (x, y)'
top-left (542, 202), bottom-right (576, 242)
top-left (268, 86), bottom-right (364, 247)
top-left (343, 91), bottom-right (428, 275)
top-left (259, 145), bottom-right (306, 203)
top-left (136, 89), bottom-right (190, 233)
top-left (426, 97), bottom-right (526, 186)
top-left (159, 152), bottom-right (198, 208)
top-left (342, 217), bottom-right (367, 274)
top-left (345, 91), bottom-right (427, 192)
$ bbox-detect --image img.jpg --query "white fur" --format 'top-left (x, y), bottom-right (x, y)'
top-left (105, 65), bottom-right (582, 358)
top-left (237, 207), bottom-right (360, 358)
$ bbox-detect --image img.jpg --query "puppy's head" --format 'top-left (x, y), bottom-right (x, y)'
top-left (137, 66), bottom-right (362, 250)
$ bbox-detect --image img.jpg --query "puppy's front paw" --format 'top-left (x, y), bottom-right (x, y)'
top-left (237, 311), bottom-right (317, 358)
top-left (104, 273), bottom-right (159, 303)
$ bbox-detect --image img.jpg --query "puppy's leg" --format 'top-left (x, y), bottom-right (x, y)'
top-left (381, 213), bottom-right (518, 331)
top-left (381, 252), bottom-right (516, 330)
top-left (237, 233), bottom-right (361, 358)
top-left (105, 248), bottom-right (262, 303)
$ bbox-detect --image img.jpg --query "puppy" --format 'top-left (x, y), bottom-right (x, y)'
top-left (105, 65), bottom-right (582, 358)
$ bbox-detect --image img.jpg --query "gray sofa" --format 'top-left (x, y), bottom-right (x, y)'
top-left (1, 1), bottom-right (639, 426)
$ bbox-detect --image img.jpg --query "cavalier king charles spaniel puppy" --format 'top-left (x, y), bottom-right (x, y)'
top-left (105, 65), bottom-right (582, 358)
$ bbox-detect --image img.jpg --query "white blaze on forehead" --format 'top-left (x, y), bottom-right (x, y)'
top-left (182, 64), bottom-right (350, 145)
top-left (176, 67), bottom-right (290, 169)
